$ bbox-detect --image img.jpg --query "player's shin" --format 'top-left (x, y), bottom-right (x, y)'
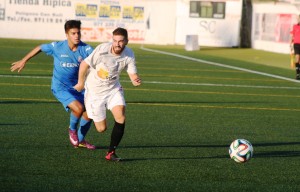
top-left (296, 63), bottom-right (300, 79)
top-left (77, 118), bottom-right (92, 142)
top-left (70, 112), bottom-right (80, 131)
top-left (108, 121), bottom-right (125, 152)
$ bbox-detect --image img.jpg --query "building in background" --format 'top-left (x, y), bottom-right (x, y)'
top-left (252, 1), bottom-right (299, 54)
top-left (0, 0), bottom-right (242, 47)
top-left (0, 0), bottom-right (298, 53)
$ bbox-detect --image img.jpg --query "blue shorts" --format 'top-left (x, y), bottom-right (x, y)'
top-left (51, 86), bottom-right (85, 112)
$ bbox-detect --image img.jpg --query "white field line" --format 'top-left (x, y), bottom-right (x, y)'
top-left (0, 75), bottom-right (51, 79)
top-left (140, 47), bottom-right (300, 84)
top-left (1, 75), bottom-right (300, 90)
top-left (135, 80), bottom-right (300, 90)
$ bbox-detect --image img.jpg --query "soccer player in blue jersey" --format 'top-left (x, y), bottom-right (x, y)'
top-left (10, 20), bottom-right (96, 150)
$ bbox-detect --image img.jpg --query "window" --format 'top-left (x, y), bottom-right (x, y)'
top-left (190, 1), bottom-right (225, 19)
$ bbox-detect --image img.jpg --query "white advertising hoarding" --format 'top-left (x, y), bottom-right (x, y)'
top-left (0, 0), bottom-right (148, 43)
top-left (0, 0), bottom-right (74, 40)
top-left (252, 2), bottom-right (299, 54)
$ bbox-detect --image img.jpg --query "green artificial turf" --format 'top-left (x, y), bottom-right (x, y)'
top-left (0, 38), bottom-right (299, 192)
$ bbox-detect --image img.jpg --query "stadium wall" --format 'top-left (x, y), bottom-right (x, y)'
top-left (0, 0), bottom-right (150, 43)
top-left (251, 2), bottom-right (298, 54)
top-left (2, 0), bottom-right (296, 54)
top-left (0, 0), bottom-right (242, 47)
top-left (175, 0), bottom-right (242, 47)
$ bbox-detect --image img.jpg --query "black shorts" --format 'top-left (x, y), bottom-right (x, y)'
top-left (294, 44), bottom-right (300, 54)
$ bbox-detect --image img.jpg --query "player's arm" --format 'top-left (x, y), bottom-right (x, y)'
top-left (74, 61), bottom-right (90, 92)
top-left (10, 45), bottom-right (42, 73)
top-left (290, 26), bottom-right (295, 49)
top-left (128, 73), bottom-right (141, 87)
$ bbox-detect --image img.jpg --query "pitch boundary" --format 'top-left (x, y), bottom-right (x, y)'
top-left (140, 47), bottom-right (300, 84)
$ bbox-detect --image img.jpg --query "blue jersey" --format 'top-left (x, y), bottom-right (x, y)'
top-left (41, 40), bottom-right (93, 89)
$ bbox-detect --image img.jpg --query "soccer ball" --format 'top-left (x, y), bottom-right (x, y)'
top-left (229, 139), bottom-right (253, 163)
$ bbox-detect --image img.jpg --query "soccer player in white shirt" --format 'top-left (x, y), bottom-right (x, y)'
top-left (74, 27), bottom-right (141, 161)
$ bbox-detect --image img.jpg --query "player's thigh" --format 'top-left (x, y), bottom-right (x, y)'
top-left (52, 87), bottom-right (84, 112)
top-left (111, 105), bottom-right (126, 123)
top-left (108, 90), bottom-right (126, 123)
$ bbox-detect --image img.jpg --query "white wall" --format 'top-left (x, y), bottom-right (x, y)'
top-left (143, 0), bottom-right (177, 45)
top-left (0, 0), bottom-right (242, 47)
top-left (2, 0), bottom-right (296, 54)
top-left (0, 0), bottom-right (151, 43)
top-left (175, 0), bottom-right (243, 47)
top-left (0, 0), bottom-right (73, 40)
top-left (252, 2), bottom-right (299, 54)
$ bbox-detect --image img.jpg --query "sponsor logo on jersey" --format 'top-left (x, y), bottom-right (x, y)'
top-left (60, 62), bottom-right (79, 68)
top-left (100, 52), bottom-right (109, 56)
top-left (61, 54), bottom-right (69, 57)
top-left (97, 68), bottom-right (117, 81)
top-left (97, 68), bottom-right (109, 79)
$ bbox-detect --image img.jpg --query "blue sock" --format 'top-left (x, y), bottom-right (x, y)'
top-left (70, 113), bottom-right (80, 131)
top-left (78, 118), bottom-right (92, 142)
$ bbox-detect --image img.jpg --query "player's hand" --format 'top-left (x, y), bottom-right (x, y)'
top-left (73, 83), bottom-right (85, 92)
top-left (11, 60), bottom-right (26, 73)
top-left (132, 77), bottom-right (142, 86)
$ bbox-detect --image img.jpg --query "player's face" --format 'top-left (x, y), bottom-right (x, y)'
top-left (66, 28), bottom-right (81, 45)
top-left (112, 35), bottom-right (128, 55)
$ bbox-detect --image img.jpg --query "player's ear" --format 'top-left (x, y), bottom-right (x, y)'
top-left (65, 31), bottom-right (69, 38)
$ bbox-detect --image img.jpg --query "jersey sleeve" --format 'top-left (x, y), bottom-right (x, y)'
top-left (81, 42), bottom-right (94, 58)
top-left (125, 54), bottom-right (137, 74)
top-left (124, 47), bottom-right (137, 74)
top-left (83, 43), bottom-right (94, 57)
top-left (40, 42), bottom-right (57, 56)
top-left (84, 44), bottom-right (102, 69)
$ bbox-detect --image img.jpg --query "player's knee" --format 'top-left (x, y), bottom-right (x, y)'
top-left (70, 103), bottom-right (84, 117)
top-left (76, 104), bottom-right (84, 113)
top-left (94, 120), bottom-right (107, 133)
top-left (81, 111), bottom-right (90, 121)
top-left (95, 125), bottom-right (107, 133)
top-left (115, 115), bottom-right (125, 124)
top-left (72, 110), bottom-right (82, 118)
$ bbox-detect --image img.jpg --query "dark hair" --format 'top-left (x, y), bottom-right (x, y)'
top-left (64, 20), bottom-right (81, 33)
top-left (112, 27), bottom-right (128, 40)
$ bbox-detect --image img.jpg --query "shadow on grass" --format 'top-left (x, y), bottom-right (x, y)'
top-left (0, 123), bottom-right (28, 126)
top-left (119, 142), bottom-right (300, 162)
top-left (122, 142), bottom-right (300, 149)
top-left (121, 155), bottom-right (228, 162)
top-left (254, 151), bottom-right (300, 158)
